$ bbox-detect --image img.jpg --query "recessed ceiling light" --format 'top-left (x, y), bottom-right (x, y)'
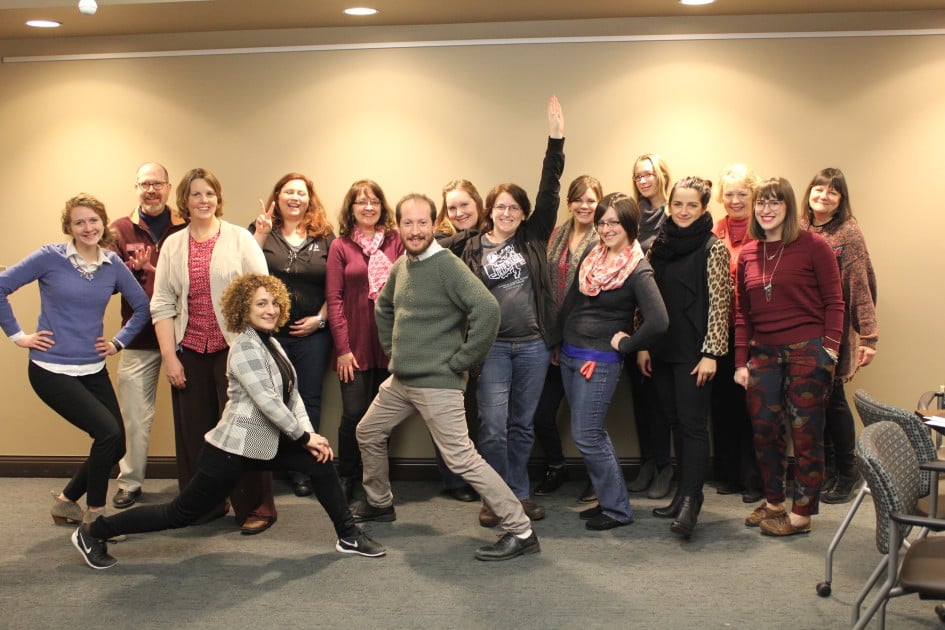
top-left (680, 0), bottom-right (715, 5)
top-left (344, 7), bottom-right (378, 16)
top-left (26, 19), bottom-right (61, 28)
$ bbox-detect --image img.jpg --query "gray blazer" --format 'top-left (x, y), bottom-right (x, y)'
top-left (205, 327), bottom-right (314, 460)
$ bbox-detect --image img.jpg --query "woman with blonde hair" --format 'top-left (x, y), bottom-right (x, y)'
top-left (435, 179), bottom-right (484, 237)
top-left (710, 164), bottom-right (763, 503)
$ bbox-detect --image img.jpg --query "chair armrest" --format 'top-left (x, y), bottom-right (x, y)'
top-left (920, 459), bottom-right (945, 473)
top-left (890, 511), bottom-right (945, 531)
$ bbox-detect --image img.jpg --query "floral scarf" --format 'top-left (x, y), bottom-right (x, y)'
top-left (351, 226), bottom-right (393, 301)
top-left (578, 240), bottom-right (645, 296)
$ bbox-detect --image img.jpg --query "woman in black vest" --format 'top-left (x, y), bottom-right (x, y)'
top-left (637, 177), bottom-right (731, 538)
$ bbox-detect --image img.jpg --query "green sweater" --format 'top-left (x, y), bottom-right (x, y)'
top-left (375, 249), bottom-right (499, 390)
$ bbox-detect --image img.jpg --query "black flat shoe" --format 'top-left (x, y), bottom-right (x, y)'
top-left (741, 487), bottom-right (764, 504)
top-left (585, 514), bottom-right (632, 531)
top-left (579, 505), bottom-right (603, 520)
top-left (111, 488), bottom-right (141, 509)
top-left (292, 479), bottom-right (314, 497)
top-left (475, 532), bottom-right (541, 561)
top-left (534, 465), bottom-right (568, 495)
top-left (653, 493), bottom-right (683, 519)
top-left (715, 481), bottom-right (742, 495)
top-left (446, 486), bottom-right (479, 502)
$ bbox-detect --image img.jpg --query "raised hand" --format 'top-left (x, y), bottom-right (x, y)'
top-left (126, 245), bottom-right (154, 273)
top-left (548, 95), bottom-right (564, 139)
top-left (254, 199), bottom-right (275, 235)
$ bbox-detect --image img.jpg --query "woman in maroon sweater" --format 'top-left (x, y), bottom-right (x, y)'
top-left (326, 180), bottom-right (404, 501)
top-left (734, 177), bottom-right (843, 537)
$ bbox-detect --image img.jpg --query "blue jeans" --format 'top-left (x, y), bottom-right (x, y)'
top-left (560, 352), bottom-right (633, 523)
top-left (477, 338), bottom-right (550, 499)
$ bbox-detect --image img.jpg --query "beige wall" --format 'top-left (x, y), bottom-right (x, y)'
top-left (1, 12), bottom-right (944, 459)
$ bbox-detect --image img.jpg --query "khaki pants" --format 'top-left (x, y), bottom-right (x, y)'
top-left (116, 349), bottom-right (163, 493)
top-left (357, 375), bottom-right (530, 534)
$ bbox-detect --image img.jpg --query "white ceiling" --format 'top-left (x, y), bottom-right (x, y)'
top-left (3, 0), bottom-right (945, 40)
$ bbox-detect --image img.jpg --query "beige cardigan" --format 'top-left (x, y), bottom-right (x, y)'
top-left (151, 220), bottom-right (267, 346)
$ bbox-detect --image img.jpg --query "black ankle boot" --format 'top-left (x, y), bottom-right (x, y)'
top-left (670, 494), bottom-right (704, 538)
top-left (653, 492), bottom-right (683, 518)
top-left (822, 471), bottom-right (860, 504)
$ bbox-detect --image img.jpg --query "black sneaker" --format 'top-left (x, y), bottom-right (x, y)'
top-left (335, 530), bottom-right (386, 557)
top-left (352, 500), bottom-right (396, 523)
top-left (72, 525), bottom-right (117, 570)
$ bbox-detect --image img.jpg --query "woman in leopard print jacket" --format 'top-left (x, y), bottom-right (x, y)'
top-left (637, 176), bottom-right (731, 539)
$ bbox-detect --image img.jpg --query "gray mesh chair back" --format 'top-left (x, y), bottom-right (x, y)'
top-left (853, 389), bottom-right (935, 498)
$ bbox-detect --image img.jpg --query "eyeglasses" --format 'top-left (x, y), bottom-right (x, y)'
top-left (353, 199), bottom-right (381, 208)
top-left (493, 204), bottom-right (522, 214)
top-left (754, 199), bottom-right (783, 209)
top-left (596, 220), bottom-right (621, 229)
top-left (137, 181), bottom-right (167, 191)
top-left (632, 172), bottom-right (656, 183)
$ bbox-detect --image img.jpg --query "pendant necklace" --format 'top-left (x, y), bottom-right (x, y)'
top-left (762, 240), bottom-right (785, 303)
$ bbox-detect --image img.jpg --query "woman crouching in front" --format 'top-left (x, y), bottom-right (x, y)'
top-left (71, 274), bottom-right (384, 569)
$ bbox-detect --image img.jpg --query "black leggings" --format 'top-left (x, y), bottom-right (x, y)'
top-left (91, 437), bottom-right (357, 541)
top-left (29, 362), bottom-right (125, 508)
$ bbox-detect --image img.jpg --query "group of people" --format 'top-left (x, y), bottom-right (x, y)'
top-left (0, 95), bottom-right (879, 571)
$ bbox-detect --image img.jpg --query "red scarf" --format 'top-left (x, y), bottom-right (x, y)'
top-left (578, 240), bottom-right (644, 296)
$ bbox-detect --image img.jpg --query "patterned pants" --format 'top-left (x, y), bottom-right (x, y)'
top-left (746, 338), bottom-right (835, 517)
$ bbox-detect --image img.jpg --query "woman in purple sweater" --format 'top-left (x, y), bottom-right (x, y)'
top-left (734, 178), bottom-right (843, 537)
top-left (0, 194), bottom-right (149, 526)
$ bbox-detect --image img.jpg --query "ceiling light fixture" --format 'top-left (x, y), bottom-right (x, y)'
top-left (26, 19), bottom-right (61, 28)
top-left (679, 0), bottom-right (715, 5)
top-left (78, 0), bottom-right (98, 15)
top-left (344, 7), bottom-right (378, 16)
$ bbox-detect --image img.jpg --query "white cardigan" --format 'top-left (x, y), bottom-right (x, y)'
top-left (151, 220), bottom-right (267, 346)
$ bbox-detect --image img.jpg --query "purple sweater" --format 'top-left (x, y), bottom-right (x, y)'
top-left (0, 244), bottom-right (150, 365)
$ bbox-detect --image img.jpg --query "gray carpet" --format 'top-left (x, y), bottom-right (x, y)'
top-left (0, 477), bottom-right (940, 629)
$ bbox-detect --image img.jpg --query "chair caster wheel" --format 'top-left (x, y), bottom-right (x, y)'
top-left (936, 604), bottom-right (945, 624)
top-left (816, 581), bottom-right (832, 597)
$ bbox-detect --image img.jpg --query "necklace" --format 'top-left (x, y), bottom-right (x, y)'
top-left (762, 240), bottom-right (785, 303)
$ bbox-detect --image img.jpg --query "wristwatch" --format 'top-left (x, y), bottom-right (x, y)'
top-left (317, 317), bottom-right (327, 330)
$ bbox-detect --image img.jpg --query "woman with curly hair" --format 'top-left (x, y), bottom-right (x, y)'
top-left (1, 194), bottom-right (149, 527)
top-left (251, 172), bottom-right (335, 497)
top-left (326, 179), bottom-right (404, 500)
top-left (71, 274), bottom-right (385, 570)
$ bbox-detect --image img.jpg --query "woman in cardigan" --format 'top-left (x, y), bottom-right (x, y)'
top-left (638, 177), bottom-right (731, 538)
top-left (532, 175), bottom-right (603, 499)
top-left (72, 274), bottom-right (385, 570)
top-left (735, 177), bottom-right (843, 536)
top-left (801, 167), bottom-right (878, 504)
top-left (558, 192), bottom-right (668, 530)
top-left (251, 172), bottom-right (335, 498)
top-left (710, 164), bottom-right (764, 504)
top-left (326, 179), bottom-right (404, 502)
top-left (444, 96), bottom-right (565, 527)
top-left (625, 153), bottom-right (676, 500)
top-left (152, 167), bottom-right (276, 535)
top-left (0, 194), bottom-right (149, 527)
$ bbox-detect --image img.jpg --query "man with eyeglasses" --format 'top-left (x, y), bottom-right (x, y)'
top-left (109, 163), bottom-right (189, 508)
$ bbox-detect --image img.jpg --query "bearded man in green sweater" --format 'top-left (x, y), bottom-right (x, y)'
top-left (353, 193), bottom-right (539, 561)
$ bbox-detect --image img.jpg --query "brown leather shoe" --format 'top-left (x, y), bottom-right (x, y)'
top-left (759, 513), bottom-right (811, 537)
top-left (745, 502), bottom-right (786, 527)
top-left (240, 515), bottom-right (276, 536)
top-left (520, 499), bottom-right (545, 521)
top-left (479, 504), bottom-right (500, 528)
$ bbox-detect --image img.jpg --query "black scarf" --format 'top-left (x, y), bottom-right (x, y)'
top-left (257, 329), bottom-right (294, 405)
top-left (648, 212), bottom-right (714, 271)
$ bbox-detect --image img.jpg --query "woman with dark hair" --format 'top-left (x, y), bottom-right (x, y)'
top-left (71, 274), bottom-right (385, 570)
top-left (0, 194), bottom-right (149, 526)
top-left (710, 164), bottom-right (764, 504)
top-left (735, 177), bottom-right (843, 537)
top-left (151, 167), bottom-right (277, 535)
top-left (801, 167), bottom-right (878, 504)
top-left (251, 172), bottom-right (335, 497)
top-left (558, 192), bottom-right (668, 530)
top-left (637, 177), bottom-right (731, 538)
top-left (625, 153), bottom-right (675, 500)
top-left (444, 96), bottom-right (565, 527)
top-left (532, 175), bottom-right (603, 498)
top-left (326, 179), bottom-right (404, 501)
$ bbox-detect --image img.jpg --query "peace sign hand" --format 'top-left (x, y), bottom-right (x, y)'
top-left (255, 199), bottom-right (275, 235)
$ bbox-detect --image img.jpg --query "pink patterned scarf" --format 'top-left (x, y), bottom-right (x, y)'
top-left (352, 226), bottom-right (393, 301)
top-left (578, 240), bottom-right (645, 296)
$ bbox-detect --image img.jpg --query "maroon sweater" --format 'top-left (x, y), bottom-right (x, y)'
top-left (734, 230), bottom-right (844, 367)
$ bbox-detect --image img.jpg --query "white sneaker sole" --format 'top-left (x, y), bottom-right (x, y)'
top-left (335, 539), bottom-right (386, 557)
top-left (71, 529), bottom-right (117, 570)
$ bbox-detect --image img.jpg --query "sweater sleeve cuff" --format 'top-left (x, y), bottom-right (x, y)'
top-left (295, 432), bottom-right (311, 446)
top-left (859, 336), bottom-right (878, 350)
